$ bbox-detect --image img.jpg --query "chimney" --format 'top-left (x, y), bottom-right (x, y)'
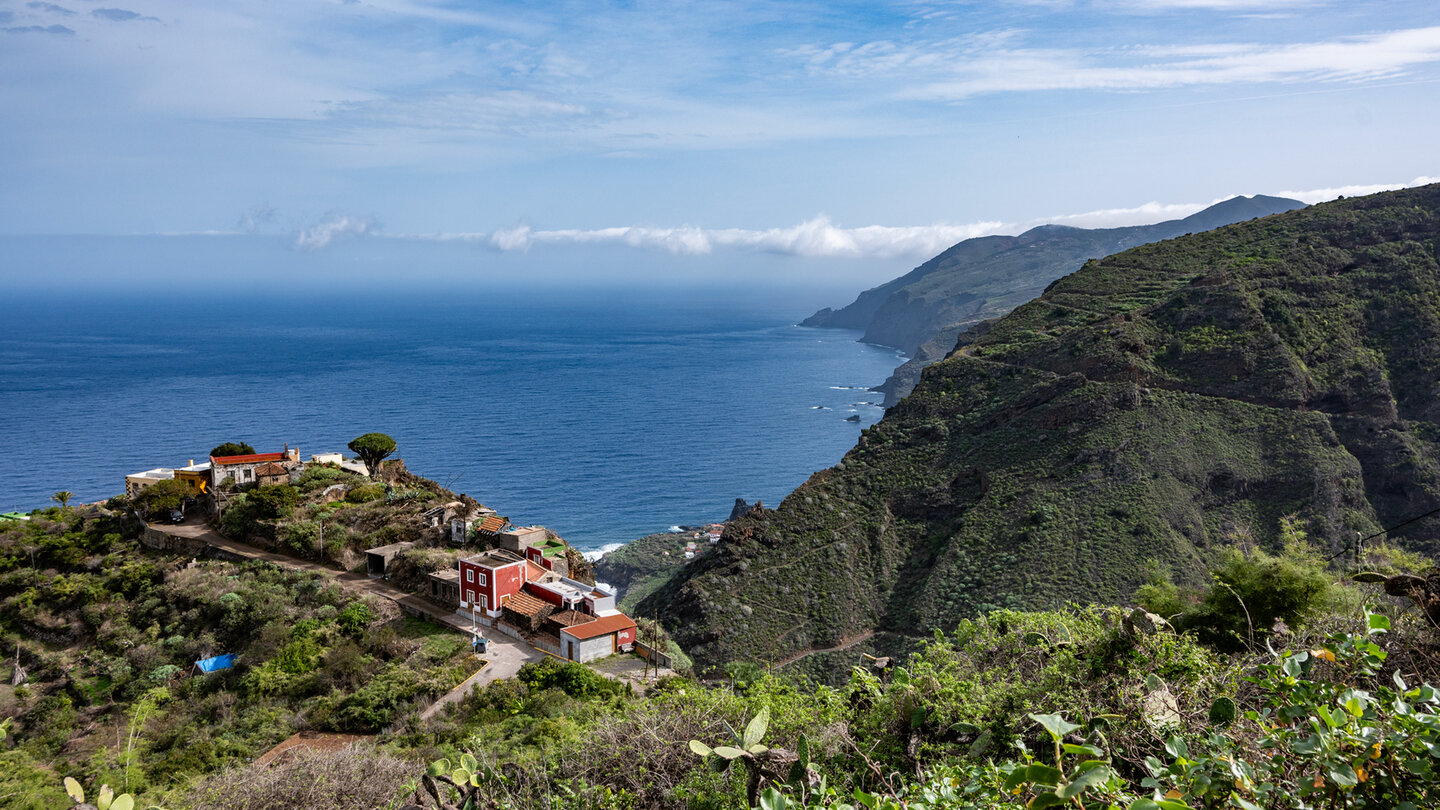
top-left (188, 459), bottom-right (194, 467)
top-left (286, 445), bottom-right (300, 462)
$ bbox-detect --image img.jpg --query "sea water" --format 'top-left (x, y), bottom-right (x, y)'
top-left (0, 285), bottom-right (899, 551)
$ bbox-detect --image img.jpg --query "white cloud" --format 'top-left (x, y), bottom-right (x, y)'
top-left (1271, 175), bottom-right (1439, 204)
top-left (399, 176), bottom-right (1438, 260)
top-left (791, 26), bottom-right (1440, 100)
top-left (473, 216), bottom-right (1008, 259)
top-left (294, 215), bottom-right (375, 250)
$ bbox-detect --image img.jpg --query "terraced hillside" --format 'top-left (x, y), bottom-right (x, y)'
top-left (646, 184), bottom-right (1440, 673)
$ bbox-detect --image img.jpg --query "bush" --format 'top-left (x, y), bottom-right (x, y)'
top-left (517, 658), bottom-right (628, 701)
top-left (345, 484), bottom-right (385, 504)
top-left (247, 485), bottom-right (299, 520)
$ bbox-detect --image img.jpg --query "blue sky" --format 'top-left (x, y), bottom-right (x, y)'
top-left (1, 0), bottom-right (1438, 267)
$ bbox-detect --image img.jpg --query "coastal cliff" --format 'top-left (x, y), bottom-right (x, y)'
top-left (648, 184), bottom-right (1440, 673)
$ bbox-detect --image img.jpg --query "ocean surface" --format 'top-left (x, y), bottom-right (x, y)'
top-left (0, 286), bottom-right (900, 552)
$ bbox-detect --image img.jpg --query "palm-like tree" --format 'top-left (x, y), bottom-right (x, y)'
top-left (51, 491), bottom-right (73, 509)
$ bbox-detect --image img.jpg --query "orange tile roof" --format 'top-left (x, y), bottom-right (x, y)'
top-left (477, 516), bottom-right (507, 534)
top-left (211, 452), bottom-right (286, 466)
top-left (254, 462), bottom-right (289, 475)
top-left (525, 561), bottom-right (549, 581)
top-left (502, 591), bottom-right (552, 618)
top-left (561, 613), bottom-right (636, 641)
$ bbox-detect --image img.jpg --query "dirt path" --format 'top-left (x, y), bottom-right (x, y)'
top-left (771, 630), bottom-right (877, 669)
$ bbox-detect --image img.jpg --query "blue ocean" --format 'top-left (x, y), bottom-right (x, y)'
top-left (0, 284), bottom-right (899, 551)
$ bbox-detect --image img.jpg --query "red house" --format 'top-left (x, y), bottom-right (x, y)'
top-left (458, 549), bottom-right (553, 618)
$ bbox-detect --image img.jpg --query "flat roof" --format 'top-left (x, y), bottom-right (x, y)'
top-left (127, 468), bottom-right (175, 480)
top-left (463, 548), bottom-right (527, 568)
top-left (364, 541), bottom-right (415, 556)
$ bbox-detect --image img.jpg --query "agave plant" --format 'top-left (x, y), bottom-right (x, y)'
top-left (690, 707), bottom-right (798, 807)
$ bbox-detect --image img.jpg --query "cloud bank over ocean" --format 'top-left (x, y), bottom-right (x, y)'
top-left (379, 176), bottom-right (1440, 261)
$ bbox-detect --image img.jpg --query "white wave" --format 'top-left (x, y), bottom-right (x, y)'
top-left (667, 525), bottom-right (684, 533)
top-left (583, 542), bottom-right (625, 561)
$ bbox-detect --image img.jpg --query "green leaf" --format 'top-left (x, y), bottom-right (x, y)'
top-left (743, 707), bottom-right (770, 749)
top-left (1022, 631), bottom-right (1049, 647)
top-left (1030, 713), bottom-right (1080, 742)
top-left (1062, 743), bottom-right (1102, 757)
top-left (714, 745), bottom-right (748, 760)
top-left (1351, 572), bottom-right (1389, 583)
top-left (1028, 792), bottom-right (1067, 808)
top-left (689, 740), bottom-right (714, 758)
top-left (1002, 767), bottom-right (1030, 793)
top-left (796, 732), bottom-right (810, 767)
top-left (64, 777), bottom-right (84, 804)
top-left (1128, 801), bottom-right (1161, 810)
top-left (1368, 611), bottom-right (1391, 634)
top-left (1326, 762), bottom-right (1359, 787)
top-left (98, 784), bottom-right (114, 810)
top-left (460, 752), bottom-right (478, 774)
top-left (708, 755), bottom-right (732, 773)
top-left (109, 796), bottom-right (134, 810)
top-left (969, 729), bottom-right (993, 758)
top-left (759, 788), bottom-right (789, 810)
top-left (451, 769), bottom-right (469, 786)
top-left (1057, 765), bottom-right (1111, 799)
top-left (1207, 696), bottom-right (1236, 725)
top-left (1025, 763), bottom-right (1063, 786)
top-left (427, 758), bottom-right (451, 777)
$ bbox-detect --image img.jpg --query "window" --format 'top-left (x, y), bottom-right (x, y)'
top-left (465, 569), bottom-right (474, 583)
top-left (479, 572), bottom-right (488, 586)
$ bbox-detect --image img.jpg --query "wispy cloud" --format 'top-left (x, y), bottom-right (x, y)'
top-left (294, 215), bottom-right (376, 250)
top-left (790, 26), bottom-right (1440, 100)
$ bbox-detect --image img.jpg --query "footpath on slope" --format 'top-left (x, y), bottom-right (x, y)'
top-left (145, 519), bottom-right (544, 699)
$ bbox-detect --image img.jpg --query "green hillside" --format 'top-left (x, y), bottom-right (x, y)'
top-left (803, 195), bottom-right (1304, 404)
top-left (647, 184), bottom-right (1440, 673)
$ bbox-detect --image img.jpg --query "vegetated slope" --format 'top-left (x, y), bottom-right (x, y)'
top-left (802, 195), bottom-right (1305, 405)
top-left (646, 184), bottom-right (1440, 673)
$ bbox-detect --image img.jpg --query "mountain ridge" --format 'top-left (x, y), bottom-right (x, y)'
top-left (648, 184), bottom-right (1440, 674)
top-left (803, 194), bottom-right (1306, 404)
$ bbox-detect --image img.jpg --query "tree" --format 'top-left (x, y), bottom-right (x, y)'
top-left (133, 479), bottom-right (189, 520)
top-left (209, 442), bottom-right (255, 458)
top-left (51, 490), bottom-right (73, 509)
top-left (348, 433), bottom-right (396, 478)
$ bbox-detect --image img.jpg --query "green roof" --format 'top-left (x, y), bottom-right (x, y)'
top-left (0, 512), bottom-right (31, 521)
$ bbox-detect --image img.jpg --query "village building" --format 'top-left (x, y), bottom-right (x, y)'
top-left (209, 448), bottom-right (300, 490)
top-left (254, 461), bottom-right (290, 487)
top-left (364, 541), bottom-right (415, 577)
top-left (496, 525), bottom-right (548, 554)
top-left (126, 460), bottom-right (214, 498)
top-left (558, 613), bottom-right (637, 662)
top-left (457, 548), bottom-right (554, 618)
top-left (427, 568), bottom-right (460, 604)
top-left (125, 467), bottom-right (176, 497)
top-left (524, 536), bottom-right (571, 577)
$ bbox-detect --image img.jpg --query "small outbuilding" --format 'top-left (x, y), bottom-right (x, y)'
top-left (365, 541), bottom-right (415, 577)
top-left (558, 613), bottom-right (637, 663)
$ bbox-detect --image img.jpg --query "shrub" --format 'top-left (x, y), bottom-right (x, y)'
top-left (345, 484), bottom-right (385, 504)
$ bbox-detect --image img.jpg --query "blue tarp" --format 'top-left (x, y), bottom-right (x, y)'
top-left (193, 654), bottom-right (236, 673)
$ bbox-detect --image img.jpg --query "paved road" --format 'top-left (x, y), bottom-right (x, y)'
top-left (147, 520), bottom-right (543, 702)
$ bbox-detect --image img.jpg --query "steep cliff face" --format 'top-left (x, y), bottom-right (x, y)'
top-left (646, 185), bottom-right (1440, 673)
top-left (804, 195), bottom-right (1305, 403)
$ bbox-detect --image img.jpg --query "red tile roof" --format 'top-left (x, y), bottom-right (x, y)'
top-left (525, 561), bottom-right (549, 581)
top-left (502, 591), bottom-right (552, 618)
top-left (561, 613), bottom-right (636, 641)
top-left (477, 516), bottom-right (507, 534)
top-left (211, 452), bottom-right (286, 466)
top-left (254, 462), bottom-right (289, 475)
